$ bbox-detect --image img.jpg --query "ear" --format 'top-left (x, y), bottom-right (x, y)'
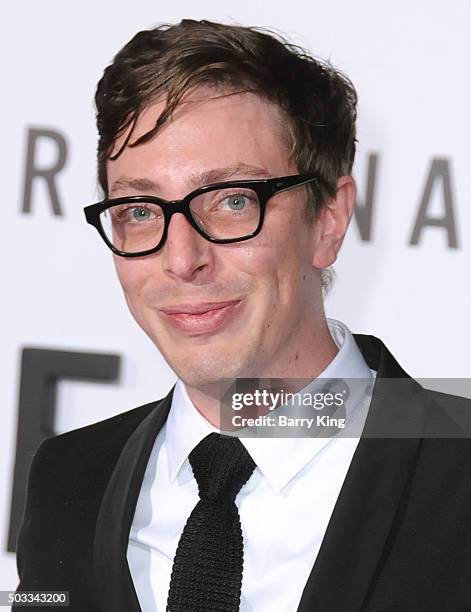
top-left (312, 175), bottom-right (356, 269)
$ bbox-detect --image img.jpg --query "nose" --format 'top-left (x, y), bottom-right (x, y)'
top-left (161, 212), bottom-right (213, 282)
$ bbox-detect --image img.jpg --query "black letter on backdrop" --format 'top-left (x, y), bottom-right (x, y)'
top-left (21, 128), bottom-right (68, 215)
top-left (409, 158), bottom-right (459, 248)
top-left (354, 153), bottom-right (379, 242)
top-left (7, 348), bottom-right (120, 552)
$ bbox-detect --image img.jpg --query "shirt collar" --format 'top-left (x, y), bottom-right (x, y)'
top-left (165, 318), bottom-right (374, 493)
top-left (165, 380), bottom-right (220, 483)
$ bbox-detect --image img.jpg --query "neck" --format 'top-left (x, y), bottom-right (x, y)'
top-left (185, 317), bottom-right (339, 429)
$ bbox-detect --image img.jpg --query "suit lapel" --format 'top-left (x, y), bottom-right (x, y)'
top-left (93, 387), bottom-right (174, 612)
top-left (297, 334), bottom-right (426, 611)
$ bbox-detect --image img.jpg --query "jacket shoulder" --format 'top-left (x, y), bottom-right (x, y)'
top-left (23, 397), bottom-right (165, 487)
top-left (40, 396), bottom-right (164, 459)
top-left (422, 386), bottom-right (471, 434)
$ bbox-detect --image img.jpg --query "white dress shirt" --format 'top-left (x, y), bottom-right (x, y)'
top-left (127, 318), bottom-right (377, 611)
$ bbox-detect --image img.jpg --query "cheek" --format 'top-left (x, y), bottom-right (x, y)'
top-left (252, 233), bottom-right (309, 307)
top-left (233, 237), bottom-right (300, 305)
top-left (113, 257), bottom-right (148, 299)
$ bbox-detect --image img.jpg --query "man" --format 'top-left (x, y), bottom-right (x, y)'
top-left (15, 18), bottom-right (471, 612)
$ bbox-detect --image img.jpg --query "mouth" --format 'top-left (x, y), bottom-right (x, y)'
top-left (159, 300), bottom-right (242, 335)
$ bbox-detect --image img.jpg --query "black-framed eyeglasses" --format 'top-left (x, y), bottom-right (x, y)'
top-left (83, 174), bottom-right (320, 257)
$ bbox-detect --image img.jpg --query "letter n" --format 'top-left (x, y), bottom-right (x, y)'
top-left (354, 153), bottom-right (379, 242)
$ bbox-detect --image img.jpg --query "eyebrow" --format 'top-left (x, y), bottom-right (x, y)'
top-left (109, 163), bottom-right (275, 198)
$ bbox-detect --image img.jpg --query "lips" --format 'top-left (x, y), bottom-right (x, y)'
top-left (159, 300), bottom-right (242, 334)
top-left (160, 300), bottom-right (240, 315)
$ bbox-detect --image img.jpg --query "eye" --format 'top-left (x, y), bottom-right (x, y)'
top-left (129, 207), bottom-right (155, 222)
top-left (213, 190), bottom-right (259, 214)
top-left (108, 203), bottom-right (162, 224)
top-left (221, 194), bottom-right (249, 210)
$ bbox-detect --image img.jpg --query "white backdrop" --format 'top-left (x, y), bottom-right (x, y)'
top-left (2, 0), bottom-right (470, 590)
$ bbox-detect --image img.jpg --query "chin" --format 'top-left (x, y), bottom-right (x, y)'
top-left (173, 352), bottom-right (249, 389)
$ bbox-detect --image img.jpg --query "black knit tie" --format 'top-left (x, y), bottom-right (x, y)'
top-left (166, 432), bottom-right (256, 612)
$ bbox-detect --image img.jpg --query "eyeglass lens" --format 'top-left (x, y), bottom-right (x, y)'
top-left (100, 186), bottom-right (261, 253)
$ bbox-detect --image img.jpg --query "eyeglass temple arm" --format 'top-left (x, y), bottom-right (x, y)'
top-left (272, 175), bottom-right (320, 195)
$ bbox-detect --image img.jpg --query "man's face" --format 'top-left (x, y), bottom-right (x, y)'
top-left (107, 87), bottom-right (332, 387)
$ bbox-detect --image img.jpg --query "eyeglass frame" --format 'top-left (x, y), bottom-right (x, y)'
top-left (83, 173), bottom-right (321, 258)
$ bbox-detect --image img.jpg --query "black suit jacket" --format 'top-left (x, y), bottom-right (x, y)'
top-left (14, 334), bottom-right (471, 611)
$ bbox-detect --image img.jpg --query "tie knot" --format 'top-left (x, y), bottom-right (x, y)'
top-left (189, 433), bottom-right (256, 503)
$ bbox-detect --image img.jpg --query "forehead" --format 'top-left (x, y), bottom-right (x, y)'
top-left (107, 87), bottom-right (295, 194)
